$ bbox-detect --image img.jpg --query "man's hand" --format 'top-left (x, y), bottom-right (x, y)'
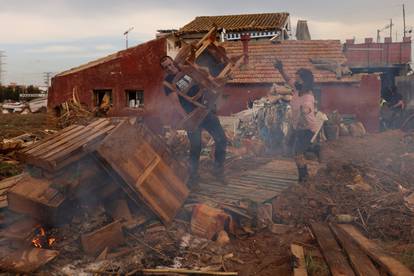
top-left (274, 59), bottom-right (284, 71)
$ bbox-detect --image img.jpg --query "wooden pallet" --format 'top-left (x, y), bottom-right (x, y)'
top-left (17, 118), bottom-right (117, 172)
top-left (96, 120), bottom-right (189, 224)
top-left (190, 159), bottom-right (298, 204)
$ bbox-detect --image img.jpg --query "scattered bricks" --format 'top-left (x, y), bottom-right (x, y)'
top-left (81, 221), bottom-right (125, 256)
top-left (191, 204), bottom-right (230, 240)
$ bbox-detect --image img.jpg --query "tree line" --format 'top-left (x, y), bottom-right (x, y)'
top-left (0, 85), bottom-right (43, 102)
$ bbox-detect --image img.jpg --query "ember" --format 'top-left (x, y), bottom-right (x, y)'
top-left (32, 226), bottom-right (56, 249)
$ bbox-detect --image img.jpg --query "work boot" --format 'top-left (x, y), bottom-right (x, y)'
top-left (212, 165), bottom-right (227, 185)
top-left (187, 174), bottom-right (200, 190)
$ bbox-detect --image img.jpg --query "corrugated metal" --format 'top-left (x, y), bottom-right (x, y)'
top-left (191, 159), bottom-right (298, 204)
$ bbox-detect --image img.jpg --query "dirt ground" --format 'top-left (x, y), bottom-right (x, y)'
top-left (0, 113), bottom-right (58, 139)
top-left (1, 113), bottom-right (414, 274)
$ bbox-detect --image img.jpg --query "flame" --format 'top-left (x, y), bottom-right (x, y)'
top-left (31, 226), bottom-right (56, 248)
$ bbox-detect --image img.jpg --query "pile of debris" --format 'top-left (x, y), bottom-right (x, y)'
top-left (272, 161), bottom-right (414, 242)
top-left (56, 91), bottom-right (94, 128)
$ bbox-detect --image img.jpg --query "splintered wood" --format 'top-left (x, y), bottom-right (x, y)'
top-left (97, 121), bottom-right (189, 224)
top-left (18, 118), bottom-right (116, 172)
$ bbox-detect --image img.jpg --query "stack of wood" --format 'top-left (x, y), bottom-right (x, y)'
top-left (0, 117), bottom-right (190, 273)
top-left (57, 91), bottom-right (93, 128)
top-left (291, 223), bottom-right (414, 276)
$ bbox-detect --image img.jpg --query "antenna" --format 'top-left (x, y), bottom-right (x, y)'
top-left (123, 27), bottom-right (134, 49)
top-left (43, 72), bottom-right (53, 88)
top-left (403, 4), bottom-right (407, 38)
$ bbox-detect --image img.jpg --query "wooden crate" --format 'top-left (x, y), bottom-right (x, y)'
top-left (97, 120), bottom-right (189, 224)
top-left (18, 118), bottom-right (117, 172)
top-left (7, 174), bottom-right (66, 223)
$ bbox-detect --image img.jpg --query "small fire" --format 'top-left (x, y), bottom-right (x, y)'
top-left (32, 226), bottom-right (56, 248)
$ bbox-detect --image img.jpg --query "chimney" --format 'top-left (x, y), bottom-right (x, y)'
top-left (365, 37), bottom-right (373, 44)
top-left (346, 39), bottom-right (355, 45)
top-left (241, 33), bottom-right (251, 64)
top-left (296, 20), bottom-right (311, 40)
top-left (384, 37), bottom-right (392, 43)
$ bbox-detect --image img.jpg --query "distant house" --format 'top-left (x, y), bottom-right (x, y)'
top-left (219, 40), bottom-right (381, 132)
top-left (172, 12), bottom-right (291, 43)
top-left (343, 37), bottom-right (412, 96)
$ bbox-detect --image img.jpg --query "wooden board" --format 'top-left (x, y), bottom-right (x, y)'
top-left (17, 118), bottom-right (117, 172)
top-left (291, 244), bottom-right (308, 276)
top-left (330, 224), bottom-right (380, 276)
top-left (81, 221), bottom-right (124, 255)
top-left (97, 121), bottom-right (189, 224)
top-left (0, 246), bottom-right (58, 273)
top-left (339, 224), bottom-right (414, 276)
top-left (7, 174), bottom-right (65, 222)
top-left (310, 223), bottom-right (356, 276)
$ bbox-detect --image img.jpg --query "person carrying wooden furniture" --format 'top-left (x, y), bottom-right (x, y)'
top-left (160, 56), bottom-right (227, 187)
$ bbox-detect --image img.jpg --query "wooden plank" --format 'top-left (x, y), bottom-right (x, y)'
top-left (19, 124), bottom-right (78, 153)
top-left (310, 223), bottom-right (356, 276)
top-left (0, 247), bottom-right (59, 273)
top-left (48, 124), bottom-right (115, 164)
top-left (291, 244), bottom-right (308, 276)
top-left (329, 224), bottom-right (380, 276)
top-left (20, 125), bottom-right (86, 158)
top-left (339, 224), bottom-right (414, 276)
top-left (38, 119), bottom-right (110, 159)
top-left (81, 221), bottom-right (124, 255)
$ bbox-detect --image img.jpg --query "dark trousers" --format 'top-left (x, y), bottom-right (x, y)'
top-left (187, 112), bottom-right (227, 176)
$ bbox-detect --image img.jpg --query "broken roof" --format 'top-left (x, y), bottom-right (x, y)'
top-left (178, 13), bottom-right (289, 35)
top-left (223, 40), bottom-right (359, 84)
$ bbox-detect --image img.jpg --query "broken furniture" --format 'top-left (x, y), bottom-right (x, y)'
top-left (165, 27), bottom-right (243, 131)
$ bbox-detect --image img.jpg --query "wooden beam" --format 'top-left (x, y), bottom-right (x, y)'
top-left (338, 224), bottom-right (414, 276)
top-left (291, 244), bottom-right (308, 276)
top-left (330, 224), bottom-right (380, 276)
top-left (310, 223), bottom-right (356, 276)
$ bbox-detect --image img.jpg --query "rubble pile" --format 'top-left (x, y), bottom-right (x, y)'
top-left (272, 161), bottom-right (414, 242)
top-left (57, 92), bottom-right (94, 128)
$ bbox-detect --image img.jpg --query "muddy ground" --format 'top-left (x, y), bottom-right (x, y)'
top-left (1, 114), bottom-right (413, 275)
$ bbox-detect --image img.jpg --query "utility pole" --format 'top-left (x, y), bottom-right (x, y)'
top-left (0, 51), bottom-right (6, 86)
top-left (123, 27), bottom-right (134, 49)
top-left (403, 4), bottom-right (407, 38)
top-left (43, 72), bottom-right (53, 88)
top-left (390, 18), bottom-right (393, 42)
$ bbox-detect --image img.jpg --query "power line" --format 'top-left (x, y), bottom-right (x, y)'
top-left (43, 72), bottom-right (53, 87)
top-left (0, 51), bottom-right (6, 86)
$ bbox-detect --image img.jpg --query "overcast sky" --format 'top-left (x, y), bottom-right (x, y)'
top-left (0, 0), bottom-right (413, 86)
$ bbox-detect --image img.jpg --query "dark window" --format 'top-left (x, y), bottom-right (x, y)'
top-left (93, 89), bottom-right (112, 106)
top-left (126, 90), bottom-right (144, 108)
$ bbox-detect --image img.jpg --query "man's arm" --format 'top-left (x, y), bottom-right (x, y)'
top-left (274, 59), bottom-right (295, 90)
